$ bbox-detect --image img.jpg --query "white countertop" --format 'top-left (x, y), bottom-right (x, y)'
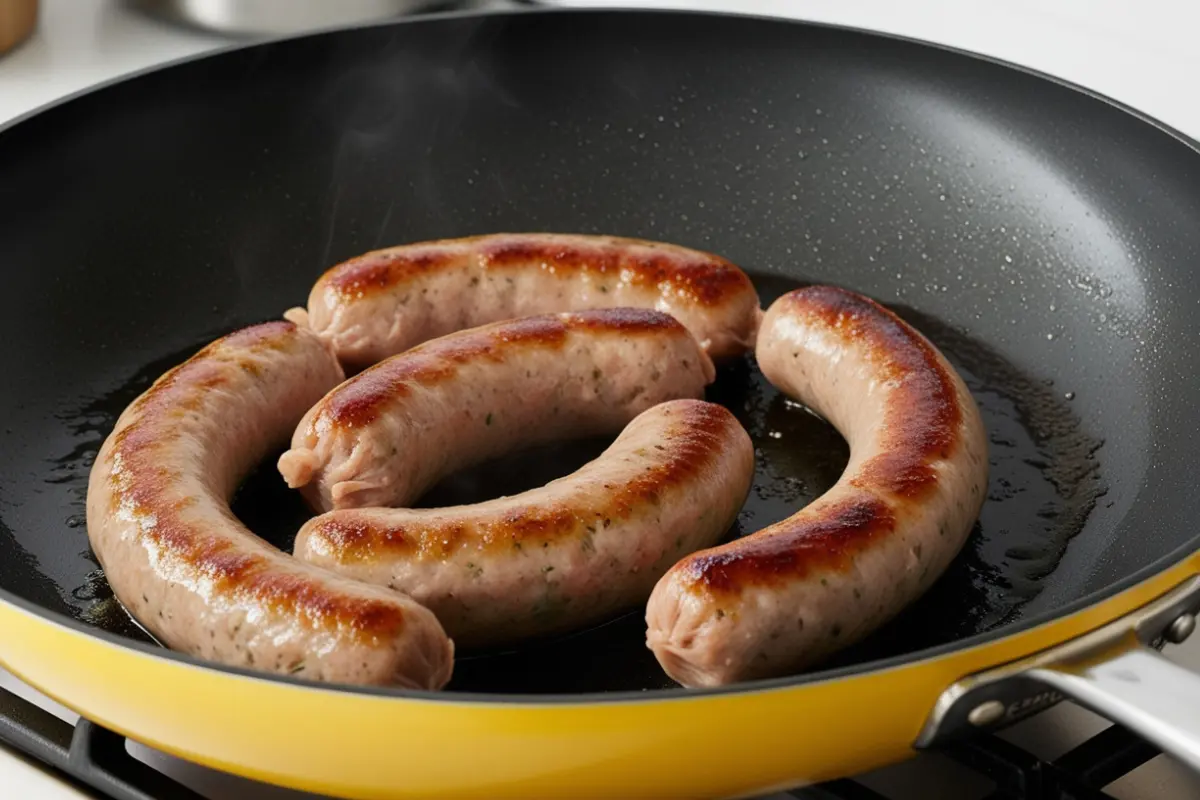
top-left (3, 1), bottom-right (1200, 798)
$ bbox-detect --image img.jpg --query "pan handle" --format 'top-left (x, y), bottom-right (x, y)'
top-left (1029, 645), bottom-right (1200, 769)
top-left (915, 575), bottom-right (1200, 772)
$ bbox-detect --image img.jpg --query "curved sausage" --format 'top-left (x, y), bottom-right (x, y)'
top-left (295, 399), bottom-right (754, 649)
top-left (85, 321), bottom-right (454, 689)
top-left (289, 233), bottom-right (761, 370)
top-left (278, 308), bottom-right (717, 513)
top-left (645, 286), bottom-right (988, 687)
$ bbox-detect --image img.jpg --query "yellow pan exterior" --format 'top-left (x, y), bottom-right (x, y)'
top-left (2, 554), bottom-right (1198, 800)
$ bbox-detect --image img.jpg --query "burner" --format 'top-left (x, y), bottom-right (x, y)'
top-left (0, 680), bottom-right (1165, 800)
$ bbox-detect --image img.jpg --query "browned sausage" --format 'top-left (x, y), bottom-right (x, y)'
top-left (645, 286), bottom-right (988, 687)
top-left (85, 321), bottom-right (454, 688)
top-left (294, 399), bottom-right (754, 649)
top-left (278, 308), bottom-right (717, 513)
top-left (288, 233), bottom-right (761, 370)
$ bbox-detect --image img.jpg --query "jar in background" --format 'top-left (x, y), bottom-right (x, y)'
top-left (0, 0), bottom-right (37, 56)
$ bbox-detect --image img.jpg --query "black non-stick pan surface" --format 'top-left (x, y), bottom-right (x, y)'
top-left (1, 8), bottom-right (1199, 695)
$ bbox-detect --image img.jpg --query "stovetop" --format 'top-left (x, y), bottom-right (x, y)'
top-left (4, 1), bottom-right (1200, 798)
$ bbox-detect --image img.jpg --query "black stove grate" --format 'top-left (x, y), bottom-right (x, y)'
top-left (790, 724), bottom-right (1161, 800)
top-left (0, 684), bottom-right (204, 800)
top-left (0, 683), bottom-right (1162, 800)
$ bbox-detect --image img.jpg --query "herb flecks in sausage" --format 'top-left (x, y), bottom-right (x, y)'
top-left (296, 399), bottom-right (754, 649)
top-left (87, 321), bottom-right (455, 688)
top-left (281, 309), bottom-right (719, 512)
top-left (303, 233), bottom-right (762, 369)
top-left (645, 285), bottom-right (988, 687)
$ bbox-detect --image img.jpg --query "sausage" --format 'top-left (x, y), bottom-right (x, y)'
top-left (645, 286), bottom-right (988, 687)
top-left (289, 233), bottom-right (761, 370)
top-left (294, 399), bottom-right (754, 649)
top-left (85, 321), bottom-right (454, 689)
top-left (277, 308), bottom-right (718, 513)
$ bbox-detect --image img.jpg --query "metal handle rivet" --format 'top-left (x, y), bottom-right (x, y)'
top-left (1165, 613), bottom-right (1196, 644)
top-left (967, 700), bottom-right (1006, 727)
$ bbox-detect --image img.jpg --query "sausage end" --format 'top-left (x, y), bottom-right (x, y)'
top-left (277, 447), bottom-right (320, 489)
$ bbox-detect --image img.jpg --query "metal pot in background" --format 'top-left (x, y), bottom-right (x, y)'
top-left (0, 0), bottom-right (37, 55)
top-left (128, 0), bottom-right (531, 37)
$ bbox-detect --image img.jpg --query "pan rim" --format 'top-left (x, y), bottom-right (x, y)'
top-left (2, 4), bottom-right (1199, 705)
top-left (4, 544), bottom-right (1200, 706)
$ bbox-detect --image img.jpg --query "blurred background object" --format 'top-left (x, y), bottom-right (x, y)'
top-left (0, 0), bottom-right (37, 55)
top-left (128, 0), bottom-right (528, 36)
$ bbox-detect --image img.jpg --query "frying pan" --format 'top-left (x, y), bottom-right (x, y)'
top-left (2, 7), bottom-right (1200, 799)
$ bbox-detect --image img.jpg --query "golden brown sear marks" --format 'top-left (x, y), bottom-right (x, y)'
top-left (782, 285), bottom-right (962, 501)
top-left (678, 495), bottom-right (896, 595)
top-left (319, 308), bottom-right (690, 429)
top-left (677, 286), bottom-right (966, 596)
top-left (306, 400), bottom-right (736, 561)
top-left (319, 233), bottom-right (755, 307)
top-left (321, 246), bottom-right (457, 298)
top-left (106, 323), bottom-right (409, 643)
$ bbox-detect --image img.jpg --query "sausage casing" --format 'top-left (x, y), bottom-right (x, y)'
top-left (295, 399), bottom-right (754, 649)
top-left (85, 321), bottom-right (454, 688)
top-left (292, 233), bottom-right (761, 369)
top-left (646, 286), bottom-right (988, 687)
top-left (279, 308), bottom-right (717, 513)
